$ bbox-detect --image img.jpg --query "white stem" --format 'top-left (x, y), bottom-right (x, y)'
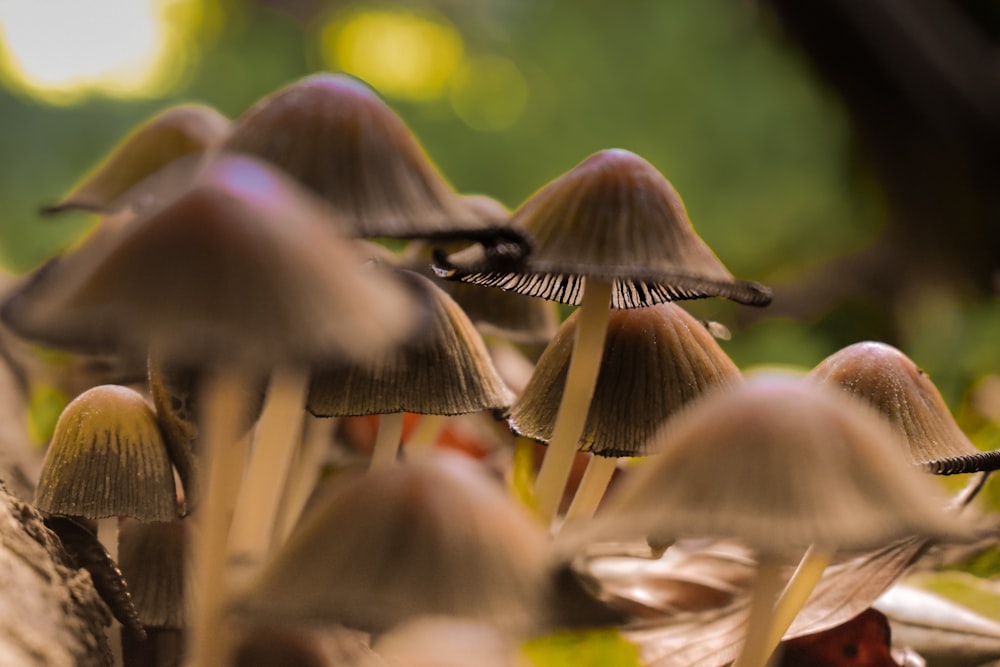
top-left (732, 558), bottom-right (785, 667)
top-left (765, 545), bottom-right (834, 651)
top-left (274, 414), bottom-right (336, 543)
top-left (533, 278), bottom-right (613, 523)
top-left (186, 368), bottom-right (251, 667)
top-left (227, 365), bottom-right (309, 572)
top-left (404, 413), bottom-right (447, 456)
top-left (370, 412), bottom-right (406, 471)
top-left (98, 517), bottom-right (122, 667)
top-left (564, 455), bottom-right (618, 522)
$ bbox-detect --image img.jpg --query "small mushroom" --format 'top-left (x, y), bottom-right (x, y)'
top-left (809, 341), bottom-right (998, 476)
top-left (306, 270), bottom-right (515, 470)
top-left (510, 302), bottom-right (741, 521)
top-left (437, 148), bottom-right (771, 522)
top-left (35, 384), bottom-right (178, 525)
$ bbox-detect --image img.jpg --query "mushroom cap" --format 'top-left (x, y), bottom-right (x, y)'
top-left (579, 374), bottom-right (966, 556)
top-left (117, 518), bottom-right (187, 629)
top-left (306, 270), bottom-right (515, 417)
top-left (2, 156), bottom-right (423, 369)
top-left (510, 303), bottom-right (742, 456)
top-left (34, 385), bottom-right (177, 522)
top-left (44, 104), bottom-right (229, 215)
top-left (232, 454), bottom-right (553, 634)
top-left (808, 341), bottom-right (982, 467)
top-left (435, 149), bottom-right (772, 308)
top-left (223, 73), bottom-right (490, 241)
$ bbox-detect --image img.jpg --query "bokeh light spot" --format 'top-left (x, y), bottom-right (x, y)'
top-left (321, 9), bottom-right (463, 101)
top-left (0, 0), bottom-right (201, 104)
top-left (450, 55), bottom-right (528, 132)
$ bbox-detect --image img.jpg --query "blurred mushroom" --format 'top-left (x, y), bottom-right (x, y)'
top-left (437, 148), bottom-right (772, 522)
top-left (570, 374), bottom-right (967, 667)
top-left (233, 453), bottom-right (618, 637)
top-left (1, 155), bottom-right (425, 667)
top-left (510, 303), bottom-right (741, 522)
top-left (42, 104), bottom-right (229, 215)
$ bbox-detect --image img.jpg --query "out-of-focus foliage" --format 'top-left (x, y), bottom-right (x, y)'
top-left (0, 0), bottom-right (996, 398)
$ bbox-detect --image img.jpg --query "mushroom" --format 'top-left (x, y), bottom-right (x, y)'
top-left (809, 341), bottom-right (999, 483)
top-left (1, 155), bottom-right (424, 667)
top-left (436, 148), bottom-right (772, 521)
top-left (42, 104), bottom-right (229, 215)
top-left (509, 302), bottom-right (741, 522)
top-left (34, 383), bottom-right (177, 662)
top-left (221, 72), bottom-right (527, 256)
top-left (305, 269), bottom-right (515, 471)
top-left (569, 373), bottom-right (967, 667)
top-left (232, 453), bottom-right (618, 637)
top-left (117, 518), bottom-right (187, 667)
top-left (35, 384), bottom-right (178, 532)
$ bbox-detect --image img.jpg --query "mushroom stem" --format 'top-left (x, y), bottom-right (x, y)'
top-left (732, 557), bottom-right (786, 667)
top-left (533, 278), bottom-right (613, 523)
top-left (563, 455), bottom-right (618, 522)
top-left (98, 517), bottom-right (123, 667)
top-left (274, 414), bottom-right (336, 543)
top-left (404, 414), bottom-right (448, 455)
top-left (227, 365), bottom-right (309, 572)
top-left (764, 545), bottom-right (834, 655)
top-left (186, 368), bottom-right (252, 667)
top-left (370, 412), bottom-right (406, 470)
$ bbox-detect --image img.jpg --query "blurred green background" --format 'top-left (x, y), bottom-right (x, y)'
top-left (0, 0), bottom-right (997, 423)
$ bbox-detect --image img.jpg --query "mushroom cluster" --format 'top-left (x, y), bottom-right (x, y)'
top-left (3, 72), bottom-right (994, 667)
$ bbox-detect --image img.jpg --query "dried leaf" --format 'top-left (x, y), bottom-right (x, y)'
top-left (875, 582), bottom-right (1000, 667)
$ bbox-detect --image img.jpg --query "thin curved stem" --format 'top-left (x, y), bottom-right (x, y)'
top-left (732, 557), bottom-right (786, 667)
top-left (227, 364), bottom-right (309, 574)
top-left (765, 545), bottom-right (834, 653)
top-left (563, 455), bottom-right (618, 523)
top-left (533, 278), bottom-right (613, 523)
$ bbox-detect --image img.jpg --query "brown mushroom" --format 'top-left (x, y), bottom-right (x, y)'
top-left (437, 148), bottom-right (771, 521)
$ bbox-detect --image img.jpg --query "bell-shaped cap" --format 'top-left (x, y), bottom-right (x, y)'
top-left (44, 104), bottom-right (229, 215)
top-left (576, 374), bottom-right (967, 557)
top-left (2, 156), bottom-right (423, 369)
top-left (510, 303), bottom-right (741, 456)
top-left (231, 454), bottom-right (555, 634)
top-left (808, 342), bottom-right (991, 473)
top-left (35, 385), bottom-right (177, 522)
top-left (307, 270), bottom-right (515, 417)
top-left (435, 149), bottom-right (772, 308)
top-left (223, 73), bottom-right (515, 249)
top-left (117, 518), bottom-right (187, 629)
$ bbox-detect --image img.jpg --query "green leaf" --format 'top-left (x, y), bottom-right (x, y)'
top-left (28, 383), bottom-right (68, 445)
top-left (521, 629), bottom-right (644, 667)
